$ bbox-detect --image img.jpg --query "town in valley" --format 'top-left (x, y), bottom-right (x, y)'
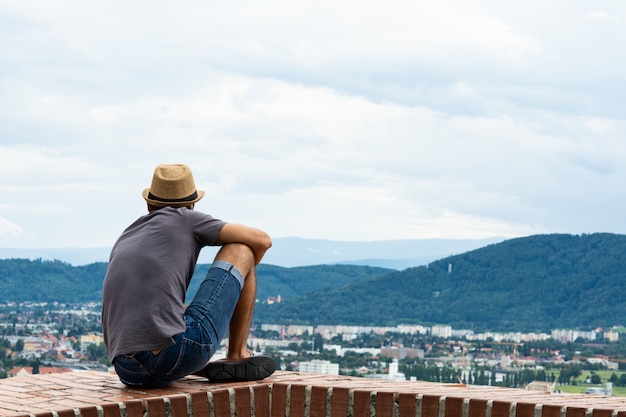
top-left (1, 301), bottom-right (624, 396)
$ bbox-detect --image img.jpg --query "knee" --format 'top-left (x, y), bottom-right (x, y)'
top-left (215, 243), bottom-right (255, 275)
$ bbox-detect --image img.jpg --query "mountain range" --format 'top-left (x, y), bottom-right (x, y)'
top-left (0, 236), bottom-right (503, 269)
top-left (1, 233), bottom-right (624, 333)
top-left (254, 233), bottom-right (626, 332)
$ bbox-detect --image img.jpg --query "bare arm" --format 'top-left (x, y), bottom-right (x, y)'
top-left (216, 223), bottom-right (272, 265)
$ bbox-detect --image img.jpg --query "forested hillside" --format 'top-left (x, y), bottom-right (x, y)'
top-left (0, 259), bottom-right (107, 303)
top-left (3, 233), bottom-right (626, 333)
top-left (255, 233), bottom-right (626, 331)
top-left (186, 263), bottom-right (392, 302)
top-left (0, 258), bottom-right (391, 304)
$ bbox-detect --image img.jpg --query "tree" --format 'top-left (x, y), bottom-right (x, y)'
top-left (86, 343), bottom-right (108, 364)
top-left (314, 333), bottom-right (324, 353)
top-left (570, 365), bottom-right (582, 385)
top-left (14, 339), bottom-right (24, 353)
top-left (590, 372), bottom-right (601, 385)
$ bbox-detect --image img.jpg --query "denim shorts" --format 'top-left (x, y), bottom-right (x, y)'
top-left (114, 261), bottom-right (243, 388)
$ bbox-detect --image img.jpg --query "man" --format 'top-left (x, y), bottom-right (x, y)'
top-left (102, 164), bottom-right (275, 388)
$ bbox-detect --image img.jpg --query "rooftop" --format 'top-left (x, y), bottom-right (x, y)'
top-left (2, 370), bottom-right (626, 417)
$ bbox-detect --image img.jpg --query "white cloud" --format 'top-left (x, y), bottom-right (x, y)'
top-left (0, 0), bottom-right (625, 249)
top-left (584, 10), bottom-right (613, 21)
top-left (0, 214), bottom-right (23, 237)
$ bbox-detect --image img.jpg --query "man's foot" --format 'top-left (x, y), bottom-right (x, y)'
top-left (203, 355), bottom-right (276, 382)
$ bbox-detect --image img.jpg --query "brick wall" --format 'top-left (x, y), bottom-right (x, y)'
top-left (1, 371), bottom-right (625, 417)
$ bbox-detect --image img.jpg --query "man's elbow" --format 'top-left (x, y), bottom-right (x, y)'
top-left (259, 232), bottom-right (272, 252)
top-left (250, 232), bottom-right (272, 265)
top-left (249, 228), bottom-right (272, 253)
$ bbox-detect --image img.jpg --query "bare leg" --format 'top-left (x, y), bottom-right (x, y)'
top-left (227, 267), bottom-right (257, 359)
top-left (212, 243), bottom-right (256, 359)
top-left (201, 244), bottom-right (276, 381)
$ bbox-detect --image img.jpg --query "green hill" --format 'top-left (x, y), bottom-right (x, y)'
top-left (0, 259), bottom-right (108, 303)
top-left (0, 258), bottom-right (391, 305)
top-left (3, 233), bottom-right (626, 333)
top-left (254, 233), bottom-right (626, 332)
top-left (186, 263), bottom-right (393, 303)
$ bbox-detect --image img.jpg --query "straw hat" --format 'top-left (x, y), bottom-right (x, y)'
top-left (142, 164), bottom-right (205, 207)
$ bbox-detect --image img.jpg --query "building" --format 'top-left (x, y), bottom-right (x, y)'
top-left (431, 325), bottom-right (452, 338)
top-left (387, 359), bottom-right (406, 381)
top-left (381, 346), bottom-right (424, 359)
top-left (525, 381), bottom-right (557, 393)
top-left (80, 333), bottom-right (103, 353)
top-left (298, 360), bottom-right (339, 375)
top-left (551, 329), bottom-right (596, 342)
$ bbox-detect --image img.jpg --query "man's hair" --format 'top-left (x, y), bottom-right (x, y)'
top-left (147, 204), bottom-right (164, 212)
top-left (147, 204), bottom-right (193, 212)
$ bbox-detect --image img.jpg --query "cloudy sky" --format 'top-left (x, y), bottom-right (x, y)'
top-left (1, 1), bottom-right (625, 250)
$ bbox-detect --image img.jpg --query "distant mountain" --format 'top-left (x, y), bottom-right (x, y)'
top-left (0, 247), bottom-right (113, 267)
top-left (0, 236), bottom-right (503, 269)
top-left (255, 233), bottom-right (626, 332)
top-left (263, 237), bottom-right (504, 268)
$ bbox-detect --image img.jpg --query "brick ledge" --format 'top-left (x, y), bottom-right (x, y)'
top-left (1, 370), bottom-right (625, 417)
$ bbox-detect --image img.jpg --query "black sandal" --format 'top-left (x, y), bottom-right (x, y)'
top-left (203, 355), bottom-right (276, 382)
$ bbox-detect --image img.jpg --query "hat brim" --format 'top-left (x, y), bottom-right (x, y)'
top-left (142, 188), bottom-right (205, 207)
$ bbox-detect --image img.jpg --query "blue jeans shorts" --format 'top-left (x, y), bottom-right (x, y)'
top-left (113, 261), bottom-right (244, 388)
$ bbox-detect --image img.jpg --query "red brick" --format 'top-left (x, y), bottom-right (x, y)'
top-left (310, 386), bottom-right (328, 417)
top-left (235, 387), bottom-right (252, 417)
top-left (492, 400), bottom-right (512, 417)
top-left (124, 400), bottom-right (145, 417)
top-left (445, 396), bottom-right (465, 417)
top-left (353, 390), bottom-right (371, 417)
top-left (254, 384), bottom-right (271, 417)
top-left (168, 395), bottom-right (189, 417)
top-left (375, 392), bottom-right (396, 417)
top-left (330, 387), bottom-right (350, 417)
top-left (516, 402), bottom-right (535, 417)
top-left (79, 406), bottom-right (100, 417)
top-left (190, 391), bottom-right (210, 417)
top-left (100, 403), bottom-right (122, 417)
top-left (145, 398), bottom-right (167, 417)
top-left (567, 406), bottom-right (590, 417)
top-left (6, 408), bottom-right (51, 417)
top-left (398, 393), bottom-right (417, 417)
top-left (289, 384), bottom-right (307, 417)
top-left (270, 384), bottom-right (289, 417)
top-left (468, 398), bottom-right (487, 417)
top-left (422, 394), bottom-right (441, 417)
top-left (212, 389), bottom-right (232, 417)
top-left (592, 409), bottom-right (614, 417)
top-left (541, 404), bottom-right (562, 417)
top-left (56, 409), bottom-right (76, 417)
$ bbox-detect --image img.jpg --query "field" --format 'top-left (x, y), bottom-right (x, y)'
top-left (555, 370), bottom-right (625, 396)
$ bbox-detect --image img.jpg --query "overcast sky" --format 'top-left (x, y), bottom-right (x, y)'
top-left (1, 1), bottom-right (625, 250)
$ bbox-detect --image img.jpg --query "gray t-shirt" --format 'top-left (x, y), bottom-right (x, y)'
top-left (102, 206), bottom-right (226, 361)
